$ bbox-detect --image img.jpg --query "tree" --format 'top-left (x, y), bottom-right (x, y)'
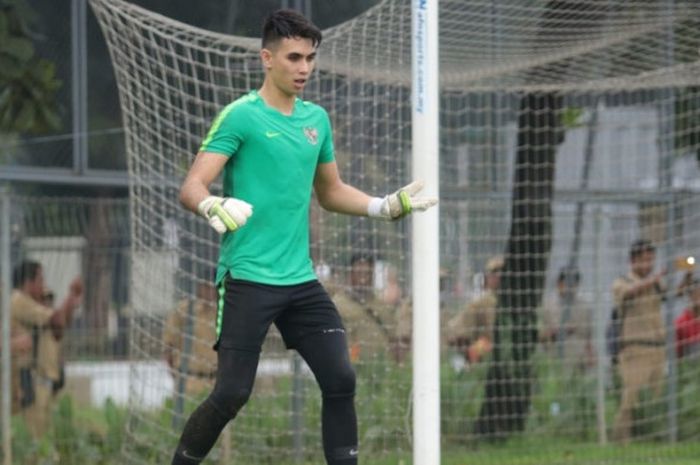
top-left (0, 0), bottom-right (61, 134)
top-left (475, 91), bottom-right (563, 438)
top-left (474, 0), bottom-right (609, 439)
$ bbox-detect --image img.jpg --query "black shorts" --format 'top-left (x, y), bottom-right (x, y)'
top-left (215, 277), bottom-right (345, 352)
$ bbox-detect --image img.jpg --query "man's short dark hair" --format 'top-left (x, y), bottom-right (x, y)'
top-left (262, 9), bottom-right (322, 49)
top-left (12, 260), bottom-right (41, 289)
top-left (629, 239), bottom-right (656, 261)
top-left (350, 253), bottom-right (374, 267)
top-left (557, 266), bottom-right (580, 285)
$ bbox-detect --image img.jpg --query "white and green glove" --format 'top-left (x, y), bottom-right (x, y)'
top-left (197, 196), bottom-right (253, 234)
top-left (367, 180), bottom-right (438, 220)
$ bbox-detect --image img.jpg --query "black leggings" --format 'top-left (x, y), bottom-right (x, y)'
top-left (172, 330), bottom-right (358, 465)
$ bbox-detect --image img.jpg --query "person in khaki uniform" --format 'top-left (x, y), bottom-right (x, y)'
top-left (539, 267), bottom-right (593, 372)
top-left (332, 254), bottom-right (407, 364)
top-left (611, 240), bottom-right (667, 443)
top-left (164, 282), bottom-right (219, 396)
top-left (11, 260), bottom-right (82, 438)
top-left (447, 256), bottom-right (503, 364)
top-left (1, 318), bottom-right (33, 413)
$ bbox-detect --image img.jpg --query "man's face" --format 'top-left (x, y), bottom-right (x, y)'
top-left (350, 259), bottom-right (373, 292)
top-left (631, 250), bottom-right (656, 278)
top-left (262, 37), bottom-right (316, 96)
top-left (557, 280), bottom-right (578, 299)
top-left (26, 267), bottom-right (45, 301)
top-left (484, 271), bottom-right (500, 291)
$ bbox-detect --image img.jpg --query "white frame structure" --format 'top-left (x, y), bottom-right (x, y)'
top-left (412, 1), bottom-right (441, 464)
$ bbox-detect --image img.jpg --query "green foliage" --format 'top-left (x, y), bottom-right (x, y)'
top-left (7, 358), bottom-right (700, 464)
top-left (0, 0), bottom-right (61, 134)
top-left (9, 396), bottom-right (128, 465)
top-left (561, 107), bottom-right (585, 130)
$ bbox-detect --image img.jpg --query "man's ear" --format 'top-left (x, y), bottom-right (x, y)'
top-left (260, 48), bottom-right (273, 69)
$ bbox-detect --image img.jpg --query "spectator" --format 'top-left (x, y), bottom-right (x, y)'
top-left (611, 240), bottom-right (666, 443)
top-left (7, 328), bottom-right (33, 353)
top-left (446, 256), bottom-right (503, 364)
top-left (539, 267), bottom-right (593, 372)
top-left (10, 260), bottom-right (82, 438)
top-left (676, 277), bottom-right (700, 358)
top-left (163, 282), bottom-right (219, 397)
top-left (1, 318), bottom-right (32, 414)
top-left (331, 254), bottom-right (408, 364)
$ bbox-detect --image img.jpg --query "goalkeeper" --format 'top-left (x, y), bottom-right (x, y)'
top-left (171, 9), bottom-right (437, 465)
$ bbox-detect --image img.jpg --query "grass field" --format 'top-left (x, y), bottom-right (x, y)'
top-left (366, 443), bottom-right (700, 465)
top-left (6, 355), bottom-right (700, 464)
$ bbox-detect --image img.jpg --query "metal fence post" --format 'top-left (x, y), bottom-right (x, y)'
top-left (593, 207), bottom-right (607, 445)
top-left (1, 189), bottom-right (12, 465)
top-left (291, 353), bottom-right (305, 463)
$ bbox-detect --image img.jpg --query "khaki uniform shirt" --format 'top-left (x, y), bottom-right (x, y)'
top-left (163, 299), bottom-right (218, 376)
top-left (7, 318), bottom-right (26, 413)
top-left (333, 289), bottom-right (404, 362)
top-left (612, 272), bottom-right (666, 346)
top-left (539, 293), bottom-right (592, 363)
top-left (10, 290), bottom-right (56, 376)
top-left (447, 290), bottom-right (497, 344)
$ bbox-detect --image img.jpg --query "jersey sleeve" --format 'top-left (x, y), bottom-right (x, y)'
top-left (199, 104), bottom-right (246, 156)
top-left (11, 292), bottom-right (52, 327)
top-left (612, 277), bottom-right (633, 310)
top-left (318, 110), bottom-right (335, 164)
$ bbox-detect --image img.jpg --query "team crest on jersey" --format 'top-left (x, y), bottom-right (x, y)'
top-left (303, 127), bottom-right (318, 145)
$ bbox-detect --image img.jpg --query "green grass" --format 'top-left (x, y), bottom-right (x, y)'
top-left (5, 355), bottom-right (700, 464)
top-left (360, 442), bottom-right (700, 465)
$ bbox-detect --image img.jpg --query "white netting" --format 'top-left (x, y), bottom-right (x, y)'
top-left (89, 0), bottom-right (700, 463)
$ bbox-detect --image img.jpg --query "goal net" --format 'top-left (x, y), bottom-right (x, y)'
top-left (90, 0), bottom-right (700, 463)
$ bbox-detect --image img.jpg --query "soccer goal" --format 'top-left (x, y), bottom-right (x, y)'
top-left (90, 0), bottom-right (700, 463)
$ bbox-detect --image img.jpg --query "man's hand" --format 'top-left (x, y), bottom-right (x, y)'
top-left (467, 336), bottom-right (493, 364)
top-left (197, 196), bottom-right (253, 234)
top-left (69, 277), bottom-right (83, 299)
top-left (11, 333), bottom-right (32, 354)
top-left (368, 180), bottom-right (438, 220)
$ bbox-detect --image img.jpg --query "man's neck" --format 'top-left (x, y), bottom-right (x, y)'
top-left (349, 287), bottom-right (371, 304)
top-left (258, 82), bottom-right (296, 115)
top-left (19, 285), bottom-right (35, 299)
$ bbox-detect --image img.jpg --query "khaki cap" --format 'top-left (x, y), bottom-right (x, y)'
top-left (485, 256), bottom-right (504, 273)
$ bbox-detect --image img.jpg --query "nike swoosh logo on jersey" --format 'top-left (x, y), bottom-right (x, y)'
top-left (349, 448), bottom-right (359, 456)
top-left (265, 131), bottom-right (282, 138)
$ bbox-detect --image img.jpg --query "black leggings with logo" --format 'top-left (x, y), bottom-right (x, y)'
top-left (171, 279), bottom-right (358, 465)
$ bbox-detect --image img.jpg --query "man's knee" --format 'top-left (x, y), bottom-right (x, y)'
top-left (322, 363), bottom-right (356, 398)
top-left (209, 385), bottom-right (252, 419)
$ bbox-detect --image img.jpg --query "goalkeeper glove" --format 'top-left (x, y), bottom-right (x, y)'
top-left (367, 180), bottom-right (438, 220)
top-left (197, 196), bottom-right (253, 234)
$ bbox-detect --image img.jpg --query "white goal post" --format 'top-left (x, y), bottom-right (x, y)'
top-left (412, 1), bottom-right (441, 464)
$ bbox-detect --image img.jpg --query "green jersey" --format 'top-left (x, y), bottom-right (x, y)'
top-left (200, 90), bottom-right (335, 285)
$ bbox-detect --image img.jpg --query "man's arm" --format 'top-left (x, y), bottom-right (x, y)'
top-left (676, 271), bottom-right (694, 297)
top-left (313, 162), bottom-right (374, 216)
top-left (620, 271), bottom-right (666, 300)
top-left (10, 332), bottom-right (32, 354)
top-left (179, 152), bottom-right (230, 212)
top-left (163, 310), bottom-right (182, 370)
top-left (50, 277), bottom-right (83, 339)
top-left (180, 152), bottom-right (252, 233)
top-left (314, 162), bottom-right (437, 218)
